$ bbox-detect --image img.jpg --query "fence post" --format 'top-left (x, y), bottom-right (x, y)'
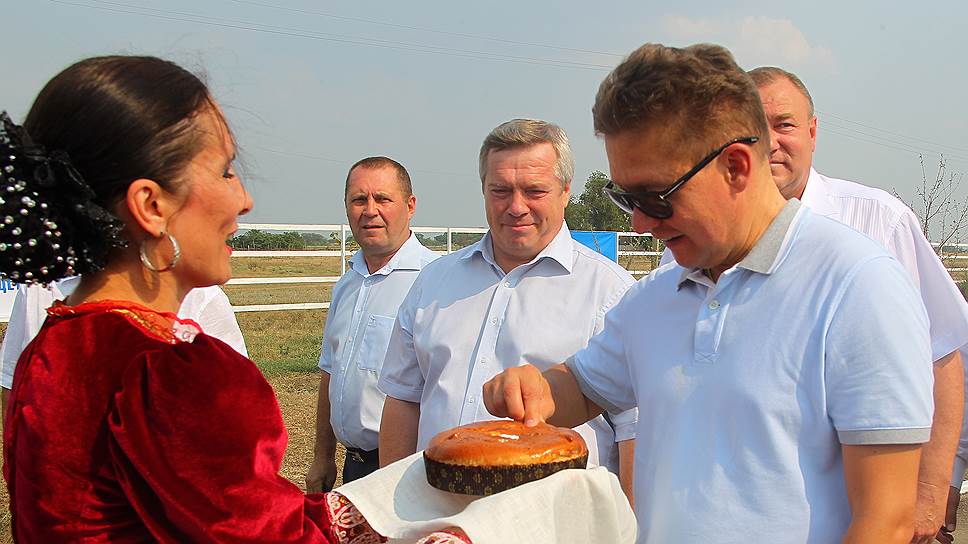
top-left (340, 224), bottom-right (346, 275)
top-left (447, 227), bottom-right (453, 254)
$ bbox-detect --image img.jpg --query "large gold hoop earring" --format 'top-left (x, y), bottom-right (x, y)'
top-left (139, 231), bottom-right (181, 272)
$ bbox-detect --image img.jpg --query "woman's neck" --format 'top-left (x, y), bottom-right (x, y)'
top-left (66, 257), bottom-right (186, 315)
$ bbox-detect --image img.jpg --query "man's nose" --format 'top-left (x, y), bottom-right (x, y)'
top-left (507, 191), bottom-right (528, 216)
top-left (632, 207), bottom-right (661, 234)
top-left (769, 131), bottom-right (781, 154)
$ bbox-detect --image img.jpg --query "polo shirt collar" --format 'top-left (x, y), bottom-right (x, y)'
top-left (799, 168), bottom-right (839, 219)
top-left (462, 222), bottom-right (574, 274)
top-left (349, 231), bottom-right (424, 277)
top-left (677, 199), bottom-right (802, 287)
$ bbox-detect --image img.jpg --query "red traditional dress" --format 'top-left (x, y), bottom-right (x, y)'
top-left (3, 300), bottom-right (467, 544)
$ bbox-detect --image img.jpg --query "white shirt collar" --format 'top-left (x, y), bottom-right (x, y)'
top-left (349, 231), bottom-right (426, 277)
top-left (462, 222), bottom-right (575, 274)
top-left (799, 167), bottom-right (840, 219)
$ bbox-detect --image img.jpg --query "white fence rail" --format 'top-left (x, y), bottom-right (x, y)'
top-left (226, 223), bottom-right (966, 314)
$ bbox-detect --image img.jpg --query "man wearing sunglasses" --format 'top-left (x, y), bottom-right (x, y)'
top-left (483, 43), bottom-right (933, 544)
top-left (654, 67), bottom-right (968, 543)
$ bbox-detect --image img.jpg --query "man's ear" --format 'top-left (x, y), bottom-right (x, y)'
top-left (723, 144), bottom-right (755, 192)
top-left (125, 179), bottom-right (179, 237)
top-left (406, 193), bottom-right (416, 220)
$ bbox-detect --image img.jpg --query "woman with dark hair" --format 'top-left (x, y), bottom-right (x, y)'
top-left (0, 56), bottom-right (468, 543)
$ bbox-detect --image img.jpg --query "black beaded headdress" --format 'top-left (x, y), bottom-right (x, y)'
top-left (0, 111), bottom-right (127, 284)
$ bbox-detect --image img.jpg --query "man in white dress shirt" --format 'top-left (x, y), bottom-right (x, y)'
top-left (377, 119), bottom-right (637, 502)
top-left (0, 280), bottom-right (247, 417)
top-left (306, 157), bottom-right (437, 491)
top-left (748, 66), bottom-right (968, 544)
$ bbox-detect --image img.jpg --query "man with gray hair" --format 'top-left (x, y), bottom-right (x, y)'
top-left (749, 66), bottom-right (968, 544)
top-left (378, 118), bottom-right (637, 501)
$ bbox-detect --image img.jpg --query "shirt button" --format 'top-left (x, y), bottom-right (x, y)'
top-left (504, 281), bottom-right (511, 287)
top-left (480, 358), bottom-right (487, 364)
top-left (490, 317), bottom-right (498, 325)
top-left (467, 397), bottom-right (475, 404)
top-left (708, 299), bottom-right (721, 310)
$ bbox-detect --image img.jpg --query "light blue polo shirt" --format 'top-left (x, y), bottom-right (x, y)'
top-left (569, 200), bottom-right (934, 544)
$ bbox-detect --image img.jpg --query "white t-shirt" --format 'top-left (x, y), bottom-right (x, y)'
top-left (0, 278), bottom-right (247, 389)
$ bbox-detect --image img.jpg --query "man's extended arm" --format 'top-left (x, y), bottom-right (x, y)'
top-left (617, 439), bottom-right (635, 507)
top-left (482, 363), bottom-right (601, 428)
top-left (842, 443), bottom-right (922, 544)
top-left (306, 371), bottom-right (338, 493)
top-left (379, 396), bottom-right (420, 467)
top-left (911, 350), bottom-right (964, 543)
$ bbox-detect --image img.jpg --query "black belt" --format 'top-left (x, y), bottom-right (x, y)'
top-left (344, 446), bottom-right (379, 464)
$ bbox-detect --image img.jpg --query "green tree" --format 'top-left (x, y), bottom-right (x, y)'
top-left (565, 171), bottom-right (631, 232)
top-left (300, 232), bottom-right (327, 247)
top-left (279, 231), bottom-right (306, 249)
top-left (230, 229), bottom-right (272, 250)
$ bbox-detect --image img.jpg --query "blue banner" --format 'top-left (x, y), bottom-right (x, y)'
top-left (570, 231), bottom-right (618, 262)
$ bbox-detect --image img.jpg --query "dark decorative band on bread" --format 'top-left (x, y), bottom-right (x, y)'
top-left (423, 453), bottom-right (588, 496)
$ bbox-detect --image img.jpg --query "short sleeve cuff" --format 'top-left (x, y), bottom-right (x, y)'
top-left (611, 418), bottom-right (637, 442)
top-left (952, 456), bottom-right (968, 487)
top-left (564, 356), bottom-right (624, 416)
top-left (317, 355), bottom-right (332, 373)
top-left (606, 407), bottom-right (637, 442)
top-left (837, 427), bottom-right (931, 445)
top-left (376, 376), bottom-right (423, 403)
top-left (931, 337), bottom-right (968, 365)
top-left (0, 369), bottom-right (12, 390)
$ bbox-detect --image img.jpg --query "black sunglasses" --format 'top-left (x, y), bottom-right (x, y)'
top-left (603, 136), bottom-right (759, 220)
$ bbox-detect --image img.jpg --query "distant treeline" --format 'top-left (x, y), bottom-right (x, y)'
top-left (229, 230), bottom-right (332, 250)
top-left (227, 230), bottom-right (486, 251)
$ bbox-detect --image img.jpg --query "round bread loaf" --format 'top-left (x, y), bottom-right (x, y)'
top-left (424, 420), bottom-right (588, 495)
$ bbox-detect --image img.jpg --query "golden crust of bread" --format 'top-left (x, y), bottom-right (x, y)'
top-left (424, 420), bottom-right (587, 467)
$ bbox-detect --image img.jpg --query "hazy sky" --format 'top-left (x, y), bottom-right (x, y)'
top-left (4, 1), bottom-right (967, 229)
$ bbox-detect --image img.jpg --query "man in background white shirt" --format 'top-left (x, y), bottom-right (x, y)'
top-left (306, 157), bottom-right (437, 490)
top-left (377, 119), bottom-right (637, 503)
top-left (0, 280), bottom-right (247, 416)
top-left (748, 66), bottom-right (968, 544)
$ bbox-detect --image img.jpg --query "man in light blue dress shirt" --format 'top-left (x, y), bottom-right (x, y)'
top-left (378, 119), bottom-right (638, 503)
top-left (484, 43), bottom-right (934, 543)
top-left (307, 157), bottom-right (437, 491)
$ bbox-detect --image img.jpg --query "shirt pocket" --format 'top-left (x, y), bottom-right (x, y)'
top-left (356, 314), bottom-right (396, 373)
